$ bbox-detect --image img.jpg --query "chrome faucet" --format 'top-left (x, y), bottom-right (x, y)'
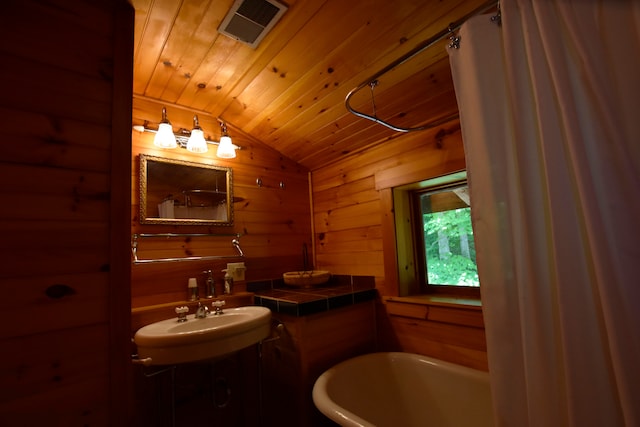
top-left (232, 238), bottom-right (244, 257)
top-left (195, 301), bottom-right (209, 318)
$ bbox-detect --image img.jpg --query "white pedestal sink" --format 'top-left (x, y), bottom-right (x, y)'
top-left (134, 305), bottom-right (271, 365)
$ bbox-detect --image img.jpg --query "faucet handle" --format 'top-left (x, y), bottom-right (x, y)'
top-left (175, 305), bottom-right (189, 322)
top-left (212, 300), bottom-right (225, 315)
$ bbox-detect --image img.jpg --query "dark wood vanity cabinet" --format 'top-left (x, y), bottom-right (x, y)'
top-left (261, 301), bottom-right (377, 427)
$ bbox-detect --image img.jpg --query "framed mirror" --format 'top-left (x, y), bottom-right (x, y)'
top-left (139, 154), bottom-right (233, 226)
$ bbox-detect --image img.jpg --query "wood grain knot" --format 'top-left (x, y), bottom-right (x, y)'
top-left (45, 284), bottom-right (76, 299)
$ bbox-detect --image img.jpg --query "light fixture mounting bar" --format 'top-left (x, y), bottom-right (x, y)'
top-left (135, 126), bottom-right (242, 150)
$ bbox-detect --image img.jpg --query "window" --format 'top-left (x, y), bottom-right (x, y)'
top-left (415, 184), bottom-right (478, 287)
top-left (394, 171), bottom-right (480, 296)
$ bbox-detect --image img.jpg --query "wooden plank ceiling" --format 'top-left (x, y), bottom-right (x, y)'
top-left (131, 0), bottom-right (493, 171)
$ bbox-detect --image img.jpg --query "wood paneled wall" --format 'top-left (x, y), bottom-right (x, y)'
top-left (311, 119), bottom-right (465, 293)
top-left (0, 0), bottom-right (133, 424)
top-left (311, 119), bottom-right (488, 368)
top-left (380, 297), bottom-right (488, 370)
top-left (130, 104), bottom-right (312, 309)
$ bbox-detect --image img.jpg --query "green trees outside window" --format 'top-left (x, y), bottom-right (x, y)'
top-left (420, 193), bottom-right (479, 287)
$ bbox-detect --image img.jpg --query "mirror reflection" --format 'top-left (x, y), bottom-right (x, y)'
top-left (139, 154), bottom-right (233, 226)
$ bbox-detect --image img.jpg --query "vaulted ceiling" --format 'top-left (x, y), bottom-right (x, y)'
top-left (131, 0), bottom-right (494, 171)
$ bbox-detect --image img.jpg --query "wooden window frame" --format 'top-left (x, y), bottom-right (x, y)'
top-left (392, 172), bottom-right (480, 299)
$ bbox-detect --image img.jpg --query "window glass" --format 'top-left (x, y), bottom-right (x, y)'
top-left (417, 185), bottom-right (479, 287)
top-left (393, 171), bottom-right (480, 296)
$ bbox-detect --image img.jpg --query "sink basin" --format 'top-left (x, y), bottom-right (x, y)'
top-left (134, 305), bottom-right (271, 365)
top-left (283, 270), bottom-right (331, 287)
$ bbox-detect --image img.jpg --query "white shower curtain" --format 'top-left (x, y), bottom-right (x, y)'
top-left (448, 1), bottom-right (640, 425)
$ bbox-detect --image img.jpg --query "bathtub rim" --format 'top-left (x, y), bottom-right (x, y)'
top-left (312, 351), bottom-right (491, 427)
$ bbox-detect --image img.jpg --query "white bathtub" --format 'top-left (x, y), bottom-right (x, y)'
top-left (312, 352), bottom-right (494, 427)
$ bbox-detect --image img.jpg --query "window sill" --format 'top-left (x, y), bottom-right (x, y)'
top-left (382, 295), bottom-right (484, 328)
top-left (387, 294), bottom-right (482, 309)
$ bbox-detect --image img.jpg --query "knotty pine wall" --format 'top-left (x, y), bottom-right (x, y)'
top-left (310, 119), bottom-right (488, 370)
top-left (311, 119), bottom-right (465, 292)
top-left (130, 109), bottom-right (312, 311)
top-left (0, 0), bottom-right (133, 424)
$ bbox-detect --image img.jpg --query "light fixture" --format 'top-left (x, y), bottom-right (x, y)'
top-left (153, 107), bottom-right (178, 149)
top-left (216, 122), bottom-right (236, 159)
top-left (186, 115), bottom-right (208, 153)
top-left (136, 107), bottom-right (240, 159)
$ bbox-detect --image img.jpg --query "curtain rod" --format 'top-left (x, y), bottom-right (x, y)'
top-left (345, 0), bottom-right (500, 133)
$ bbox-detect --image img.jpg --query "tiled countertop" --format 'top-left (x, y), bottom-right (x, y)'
top-left (248, 274), bottom-right (377, 316)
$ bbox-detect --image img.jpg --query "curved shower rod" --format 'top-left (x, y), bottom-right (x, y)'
top-left (345, 0), bottom-right (499, 133)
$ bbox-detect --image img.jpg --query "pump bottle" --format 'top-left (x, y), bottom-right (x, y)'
top-left (222, 269), bottom-right (233, 295)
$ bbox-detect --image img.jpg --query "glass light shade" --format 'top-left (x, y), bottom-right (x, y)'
top-left (186, 128), bottom-right (208, 153)
top-left (216, 135), bottom-right (236, 159)
top-left (154, 123), bottom-right (177, 148)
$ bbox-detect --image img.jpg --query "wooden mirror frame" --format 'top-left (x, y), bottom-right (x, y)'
top-left (139, 154), bottom-right (233, 226)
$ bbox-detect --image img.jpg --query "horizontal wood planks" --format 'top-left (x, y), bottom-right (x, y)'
top-left (311, 118), bottom-right (465, 281)
top-left (310, 117), bottom-right (488, 368)
top-left (0, 0), bottom-right (133, 423)
top-left (380, 297), bottom-right (487, 370)
top-left (130, 106), bottom-right (312, 309)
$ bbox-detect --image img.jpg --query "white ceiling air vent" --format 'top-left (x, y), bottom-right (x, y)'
top-left (218, 0), bottom-right (288, 49)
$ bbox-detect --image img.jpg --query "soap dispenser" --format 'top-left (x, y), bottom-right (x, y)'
top-left (222, 269), bottom-right (233, 295)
